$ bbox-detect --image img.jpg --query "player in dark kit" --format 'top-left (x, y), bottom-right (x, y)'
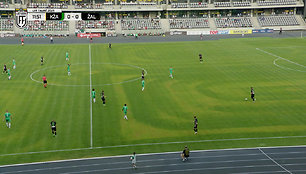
top-left (3, 64), bottom-right (7, 74)
top-left (101, 90), bottom-right (106, 106)
top-left (251, 87), bottom-right (255, 102)
top-left (109, 42), bottom-right (112, 49)
top-left (41, 56), bottom-right (44, 65)
top-left (199, 54), bottom-right (203, 63)
top-left (141, 70), bottom-right (145, 80)
top-left (50, 120), bottom-right (56, 137)
top-left (194, 115), bottom-right (198, 134)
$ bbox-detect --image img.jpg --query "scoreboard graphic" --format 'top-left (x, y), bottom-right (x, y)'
top-left (15, 9), bottom-right (100, 28)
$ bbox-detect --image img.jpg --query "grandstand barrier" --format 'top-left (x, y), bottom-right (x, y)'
top-left (186, 29), bottom-right (256, 35)
top-left (0, 33), bottom-right (16, 37)
top-left (229, 29), bottom-right (253, 34)
top-left (252, 29), bottom-right (274, 33)
top-left (77, 33), bottom-right (101, 38)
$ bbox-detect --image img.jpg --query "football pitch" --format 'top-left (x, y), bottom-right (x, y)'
top-left (0, 37), bottom-right (306, 165)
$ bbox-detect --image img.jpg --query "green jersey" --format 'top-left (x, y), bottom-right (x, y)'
top-left (130, 154), bottom-right (136, 162)
top-left (13, 60), bottom-right (16, 65)
top-left (142, 80), bottom-right (145, 87)
top-left (4, 112), bottom-right (11, 121)
top-left (169, 68), bottom-right (173, 74)
top-left (67, 65), bottom-right (70, 72)
top-left (122, 106), bottom-right (128, 113)
top-left (66, 52), bottom-right (69, 58)
top-left (7, 69), bottom-right (10, 76)
top-left (92, 91), bottom-right (96, 98)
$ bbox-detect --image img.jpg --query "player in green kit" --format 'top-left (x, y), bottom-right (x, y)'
top-left (4, 110), bottom-right (12, 128)
top-left (13, 59), bottom-right (16, 69)
top-left (66, 51), bottom-right (69, 61)
top-left (169, 67), bottom-right (173, 79)
top-left (130, 152), bottom-right (136, 169)
top-left (67, 64), bottom-right (71, 76)
top-left (142, 80), bottom-right (145, 91)
top-left (7, 68), bottom-right (11, 80)
top-left (122, 104), bottom-right (128, 120)
top-left (92, 89), bottom-right (96, 103)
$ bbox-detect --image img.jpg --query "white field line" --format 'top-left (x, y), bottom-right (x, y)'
top-left (0, 136), bottom-right (306, 161)
top-left (89, 44), bottom-right (93, 148)
top-left (256, 48), bottom-right (306, 72)
top-left (258, 148), bottom-right (292, 174)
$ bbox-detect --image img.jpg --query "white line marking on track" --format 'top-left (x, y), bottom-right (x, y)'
top-left (256, 48), bottom-right (306, 72)
top-left (258, 148), bottom-right (292, 174)
top-left (1, 144), bottom-right (306, 168)
top-left (4, 156), bottom-right (306, 174)
top-left (1, 135), bottom-right (306, 158)
top-left (89, 44), bottom-right (93, 148)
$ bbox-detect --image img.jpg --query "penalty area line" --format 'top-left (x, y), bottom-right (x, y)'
top-left (0, 135), bottom-right (306, 157)
top-left (255, 48), bottom-right (306, 72)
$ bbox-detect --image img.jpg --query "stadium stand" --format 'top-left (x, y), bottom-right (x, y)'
top-left (120, 1), bottom-right (138, 6)
top-left (190, 2), bottom-right (208, 8)
top-left (257, 0), bottom-right (297, 6)
top-left (171, 3), bottom-right (188, 8)
top-left (232, 1), bottom-right (251, 6)
top-left (215, 17), bottom-right (253, 28)
top-left (257, 15), bottom-right (299, 26)
top-left (76, 20), bottom-right (115, 30)
top-left (0, 2), bottom-right (9, 8)
top-left (121, 19), bottom-right (161, 30)
top-left (24, 21), bottom-right (69, 31)
top-left (0, 18), bottom-right (14, 31)
top-left (169, 18), bottom-right (209, 29)
top-left (74, 3), bottom-right (93, 9)
top-left (95, 3), bottom-right (114, 8)
top-left (214, 1), bottom-right (231, 7)
top-left (28, 3), bottom-right (68, 9)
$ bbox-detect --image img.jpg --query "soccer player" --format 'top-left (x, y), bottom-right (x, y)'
top-left (194, 115), bottom-right (198, 134)
top-left (142, 80), bottom-right (145, 91)
top-left (101, 90), bottom-right (106, 106)
top-left (21, 37), bottom-right (24, 46)
top-left (3, 110), bottom-right (12, 128)
top-left (50, 120), bottom-right (56, 137)
top-left (12, 59), bottom-right (16, 69)
top-left (92, 89), bottom-right (96, 103)
top-left (141, 70), bottom-right (145, 80)
top-left (181, 146), bottom-right (190, 162)
top-left (130, 152), bottom-right (136, 169)
top-left (41, 56), bottom-right (44, 66)
top-left (66, 51), bottom-right (69, 61)
top-left (7, 68), bottom-right (11, 80)
top-left (199, 54), bottom-right (203, 63)
top-left (251, 87), bottom-right (255, 102)
top-left (42, 75), bottom-right (47, 88)
top-left (122, 104), bottom-right (128, 120)
top-left (50, 36), bottom-right (53, 44)
top-left (67, 64), bottom-right (71, 76)
top-left (3, 64), bottom-right (7, 74)
top-left (169, 67), bottom-right (173, 79)
top-left (109, 42), bottom-right (112, 49)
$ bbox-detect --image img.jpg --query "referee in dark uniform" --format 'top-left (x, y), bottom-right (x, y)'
top-left (194, 115), bottom-right (198, 134)
top-left (251, 87), bottom-right (255, 102)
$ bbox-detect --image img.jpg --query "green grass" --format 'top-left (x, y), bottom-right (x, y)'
top-left (0, 37), bottom-right (306, 165)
